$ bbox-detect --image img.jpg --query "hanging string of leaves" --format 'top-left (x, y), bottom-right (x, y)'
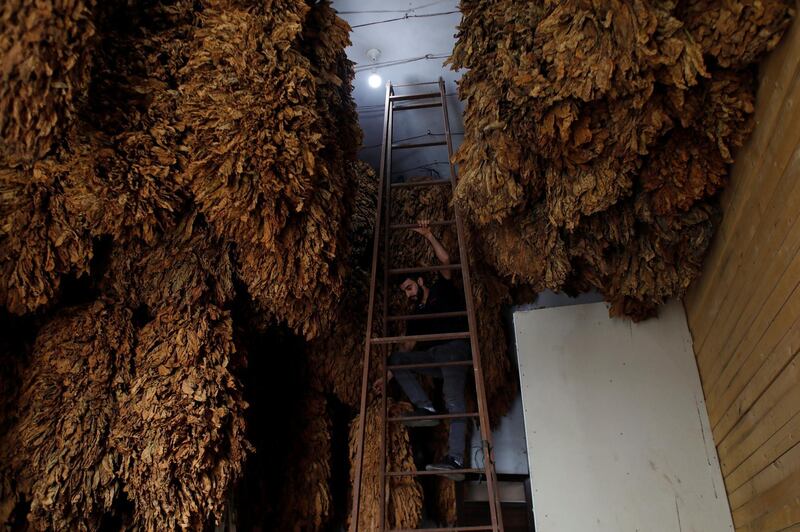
top-left (1, 0), bottom-right (363, 529)
top-left (1, 301), bottom-right (134, 531)
top-left (0, 0), bottom-right (98, 165)
top-left (450, 0), bottom-right (793, 319)
top-left (272, 393), bottom-right (333, 531)
top-left (348, 399), bottom-right (423, 530)
top-left (113, 303), bottom-right (249, 531)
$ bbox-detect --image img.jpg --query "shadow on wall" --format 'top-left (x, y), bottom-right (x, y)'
top-left (514, 289), bottom-right (605, 313)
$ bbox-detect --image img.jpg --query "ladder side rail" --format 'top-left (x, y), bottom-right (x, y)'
top-left (378, 82), bottom-right (396, 532)
top-left (438, 77), bottom-right (504, 531)
top-left (350, 80), bottom-right (393, 532)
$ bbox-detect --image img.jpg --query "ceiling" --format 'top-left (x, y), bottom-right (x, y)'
top-left (332, 0), bottom-right (465, 179)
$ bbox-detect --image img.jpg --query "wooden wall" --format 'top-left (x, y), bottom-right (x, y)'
top-left (684, 6), bottom-right (800, 531)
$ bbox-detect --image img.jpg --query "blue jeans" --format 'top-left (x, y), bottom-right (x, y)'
top-left (389, 340), bottom-right (471, 463)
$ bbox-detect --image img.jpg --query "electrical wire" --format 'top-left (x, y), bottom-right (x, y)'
top-left (472, 443), bottom-right (486, 475)
top-left (358, 130), bottom-right (465, 150)
top-left (354, 53), bottom-right (450, 72)
top-left (391, 160), bottom-right (452, 175)
top-left (360, 131), bottom-right (437, 150)
top-left (337, 0), bottom-right (454, 15)
top-left (349, 10), bottom-right (459, 29)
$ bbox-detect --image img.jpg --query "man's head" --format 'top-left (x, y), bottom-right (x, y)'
top-left (400, 276), bottom-right (425, 302)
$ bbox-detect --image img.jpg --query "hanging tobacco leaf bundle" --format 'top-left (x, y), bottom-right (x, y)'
top-left (1, 1), bottom-right (365, 529)
top-left (451, 0), bottom-right (793, 319)
top-left (0, 164), bottom-right (94, 315)
top-left (348, 400), bottom-right (423, 530)
top-left (307, 267), bottom-right (373, 408)
top-left (1, 301), bottom-right (134, 531)
top-left (113, 303), bottom-right (249, 531)
top-left (273, 393), bottom-right (333, 531)
top-left (0, 0), bottom-right (98, 166)
top-left (680, 0), bottom-right (794, 68)
top-left (101, 215), bottom-right (236, 312)
top-left (346, 161), bottom-right (379, 267)
top-left (178, 0), bottom-right (360, 339)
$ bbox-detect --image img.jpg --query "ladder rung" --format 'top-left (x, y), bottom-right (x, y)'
top-left (389, 220), bottom-right (455, 231)
top-left (370, 331), bottom-right (470, 345)
top-left (387, 360), bottom-right (473, 371)
top-left (388, 263), bottom-right (461, 275)
top-left (390, 179), bottom-right (450, 189)
top-left (389, 91), bottom-right (440, 102)
top-left (391, 81), bottom-right (440, 88)
top-left (386, 310), bottom-right (467, 322)
top-left (389, 412), bottom-right (479, 423)
top-left (386, 468), bottom-right (484, 477)
top-left (389, 525), bottom-right (494, 532)
top-left (393, 102), bottom-right (443, 111)
top-left (392, 140), bottom-right (448, 150)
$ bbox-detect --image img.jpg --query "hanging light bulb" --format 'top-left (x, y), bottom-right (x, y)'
top-left (368, 69), bottom-right (382, 88)
top-left (366, 48), bottom-right (382, 89)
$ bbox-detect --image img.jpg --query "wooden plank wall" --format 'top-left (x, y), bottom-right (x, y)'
top-left (684, 5), bottom-right (800, 531)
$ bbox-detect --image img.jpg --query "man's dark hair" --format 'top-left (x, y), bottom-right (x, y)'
top-left (398, 275), bottom-right (429, 288)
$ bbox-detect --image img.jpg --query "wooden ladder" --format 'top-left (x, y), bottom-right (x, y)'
top-left (350, 78), bottom-right (504, 532)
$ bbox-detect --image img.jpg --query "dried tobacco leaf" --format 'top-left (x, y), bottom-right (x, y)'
top-left (273, 393), bottom-right (333, 531)
top-left (681, 0), bottom-right (795, 68)
top-left (451, 0), bottom-right (792, 318)
top-left (102, 215), bottom-right (235, 312)
top-left (1, 0), bottom-right (365, 530)
top-left (0, 164), bottom-right (93, 315)
top-left (113, 304), bottom-right (249, 530)
top-left (348, 400), bottom-right (423, 530)
top-left (0, 0), bottom-right (98, 165)
top-left (179, 0), bottom-right (359, 339)
top-left (1, 301), bottom-right (133, 531)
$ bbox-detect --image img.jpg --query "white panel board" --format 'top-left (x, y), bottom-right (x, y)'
top-left (514, 301), bottom-right (732, 532)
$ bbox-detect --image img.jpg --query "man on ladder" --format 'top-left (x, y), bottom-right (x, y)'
top-left (381, 219), bottom-right (471, 480)
top-left (351, 78), bottom-right (503, 531)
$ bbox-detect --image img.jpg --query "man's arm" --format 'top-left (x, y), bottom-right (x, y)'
top-left (412, 219), bottom-right (452, 279)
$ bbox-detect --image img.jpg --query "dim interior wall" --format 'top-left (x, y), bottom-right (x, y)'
top-left (683, 4), bottom-right (800, 531)
top-left (468, 396), bottom-right (528, 475)
top-left (514, 301), bottom-right (733, 532)
top-left (334, 0), bottom-right (464, 174)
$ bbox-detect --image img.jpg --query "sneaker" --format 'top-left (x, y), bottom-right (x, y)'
top-left (402, 406), bottom-right (439, 428)
top-left (425, 456), bottom-right (466, 481)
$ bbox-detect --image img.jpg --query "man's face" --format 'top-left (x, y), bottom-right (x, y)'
top-left (400, 278), bottom-right (421, 301)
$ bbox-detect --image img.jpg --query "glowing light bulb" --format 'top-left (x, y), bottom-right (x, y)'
top-left (368, 72), bottom-right (382, 89)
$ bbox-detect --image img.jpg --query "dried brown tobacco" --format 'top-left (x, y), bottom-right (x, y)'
top-left (179, 0), bottom-right (360, 339)
top-left (1, 0), bottom-right (364, 529)
top-left (348, 400), bottom-right (423, 530)
top-left (113, 304), bottom-right (248, 530)
top-left (0, 0), bottom-right (98, 165)
top-left (451, 0), bottom-right (793, 318)
top-left (0, 164), bottom-right (94, 314)
top-left (273, 393), bottom-right (333, 531)
top-left (1, 302), bottom-right (133, 531)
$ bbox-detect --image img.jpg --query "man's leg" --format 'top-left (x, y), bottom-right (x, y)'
top-left (389, 349), bottom-right (436, 411)
top-left (435, 341), bottom-right (471, 464)
top-left (442, 365), bottom-right (468, 464)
